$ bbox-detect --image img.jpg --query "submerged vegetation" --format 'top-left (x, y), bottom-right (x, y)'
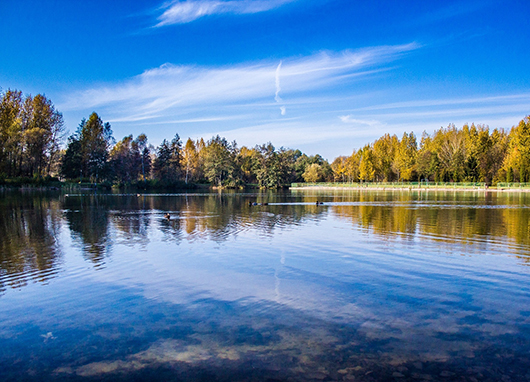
top-left (1, 88), bottom-right (530, 188)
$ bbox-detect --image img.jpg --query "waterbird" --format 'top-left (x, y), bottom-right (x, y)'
top-left (316, 201), bottom-right (324, 205)
top-left (164, 213), bottom-right (171, 219)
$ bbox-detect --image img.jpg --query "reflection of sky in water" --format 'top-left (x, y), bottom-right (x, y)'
top-left (1, 191), bottom-right (530, 381)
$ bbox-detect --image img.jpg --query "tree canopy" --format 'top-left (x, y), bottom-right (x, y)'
top-left (2, 88), bottom-right (529, 188)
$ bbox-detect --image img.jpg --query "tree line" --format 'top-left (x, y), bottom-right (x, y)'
top-left (1, 88), bottom-right (530, 187)
top-left (330, 119), bottom-right (530, 184)
top-left (59, 112), bottom-right (330, 188)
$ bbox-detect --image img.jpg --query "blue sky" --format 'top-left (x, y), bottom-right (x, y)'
top-left (1, 0), bottom-right (529, 159)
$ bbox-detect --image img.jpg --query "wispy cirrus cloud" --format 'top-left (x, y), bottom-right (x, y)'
top-left (339, 115), bottom-right (381, 126)
top-left (58, 42), bottom-right (420, 158)
top-left (58, 40), bottom-right (529, 160)
top-left (154, 0), bottom-right (296, 26)
top-left (61, 43), bottom-right (420, 123)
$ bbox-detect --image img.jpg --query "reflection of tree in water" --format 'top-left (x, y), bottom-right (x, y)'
top-left (503, 207), bottom-right (530, 264)
top-left (60, 193), bottom-right (327, 252)
top-left (314, 189), bottom-right (530, 256)
top-left (332, 192), bottom-right (418, 237)
top-left (64, 196), bottom-right (110, 267)
top-left (149, 193), bottom-right (328, 243)
top-left (110, 196), bottom-right (152, 248)
top-left (0, 193), bottom-right (62, 292)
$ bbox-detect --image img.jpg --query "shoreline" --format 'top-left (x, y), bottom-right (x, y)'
top-left (290, 186), bottom-right (530, 192)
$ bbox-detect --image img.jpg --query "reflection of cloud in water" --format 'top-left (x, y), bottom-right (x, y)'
top-left (5, 192), bottom-right (530, 380)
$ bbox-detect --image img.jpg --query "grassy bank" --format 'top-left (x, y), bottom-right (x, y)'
top-left (291, 182), bottom-right (530, 191)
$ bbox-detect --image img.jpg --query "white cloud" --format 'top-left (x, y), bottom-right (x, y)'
top-left (57, 41), bottom-right (529, 159)
top-left (339, 115), bottom-right (381, 126)
top-left (60, 43), bottom-right (419, 124)
top-left (154, 0), bottom-right (296, 26)
top-left (275, 60), bottom-right (287, 115)
top-left (274, 61), bottom-right (282, 103)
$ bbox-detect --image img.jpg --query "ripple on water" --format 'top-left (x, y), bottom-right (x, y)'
top-left (2, 191), bottom-right (530, 381)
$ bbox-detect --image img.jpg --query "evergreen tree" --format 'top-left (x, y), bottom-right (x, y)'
top-left (153, 134), bottom-right (181, 183)
top-left (79, 113), bottom-right (113, 183)
top-left (60, 135), bottom-right (83, 180)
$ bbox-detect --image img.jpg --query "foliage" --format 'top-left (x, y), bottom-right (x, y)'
top-left (108, 134), bottom-right (151, 184)
top-left (79, 113), bottom-right (114, 182)
top-left (330, 118), bottom-right (528, 186)
top-left (3, 88), bottom-right (530, 189)
top-left (152, 134), bottom-right (182, 184)
top-left (182, 138), bottom-right (200, 184)
top-left (202, 135), bottom-right (238, 187)
top-left (0, 90), bottom-right (64, 178)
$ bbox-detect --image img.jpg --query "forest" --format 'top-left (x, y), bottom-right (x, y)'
top-left (1, 88), bottom-right (530, 188)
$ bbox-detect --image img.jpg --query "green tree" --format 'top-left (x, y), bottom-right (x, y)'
top-left (237, 146), bottom-right (259, 184)
top-left (135, 134), bottom-right (151, 182)
top-left (60, 135), bottom-right (83, 180)
top-left (202, 135), bottom-right (238, 187)
top-left (302, 163), bottom-right (325, 183)
top-left (0, 90), bottom-right (24, 176)
top-left (109, 135), bottom-right (137, 183)
top-left (294, 153), bottom-right (332, 182)
top-left (22, 94), bottom-right (65, 177)
top-left (79, 113), bottom-right (113, 183)
top-left (0, 90), bottom-right (64, 178)
top-left (169, 134), bottom-right (182, 179)
top-left (153, 134), bottom-right (182, 183)
top-left (253, 143), bottom-right (291, 189)
top-left (153, 139), bottom-right (172, 181)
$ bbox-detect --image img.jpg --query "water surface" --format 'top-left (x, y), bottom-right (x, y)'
top-left (1, 190), bottom-right (530, 381)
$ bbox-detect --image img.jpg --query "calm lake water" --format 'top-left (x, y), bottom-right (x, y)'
top-left (1, 189), bottom-right (530, 381)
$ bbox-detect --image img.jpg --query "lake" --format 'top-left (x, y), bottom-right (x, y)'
top-left (1, 189), bottom-right (530, 381)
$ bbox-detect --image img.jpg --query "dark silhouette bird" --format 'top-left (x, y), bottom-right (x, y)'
top-left (164, 213), bottom-right (171, 219)
top-left (316, 201), bottom-right (324, 205)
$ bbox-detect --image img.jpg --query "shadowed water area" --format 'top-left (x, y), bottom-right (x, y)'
top-left (1, 189), bottom-right (530, 381)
